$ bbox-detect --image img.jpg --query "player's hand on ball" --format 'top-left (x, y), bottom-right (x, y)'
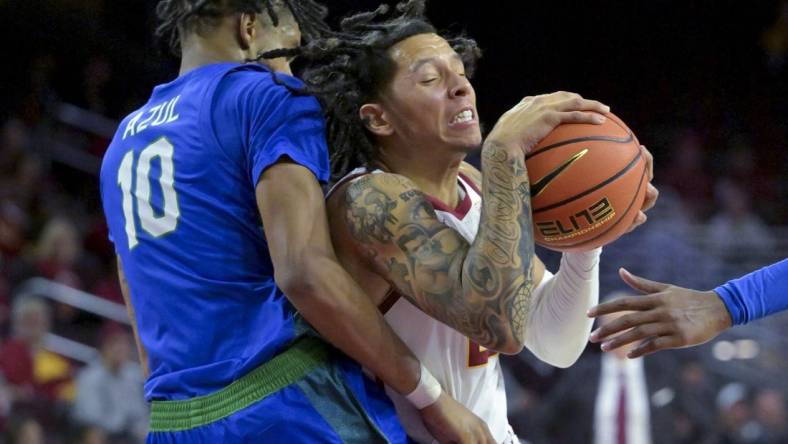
top-left (485, 91), bottom-right (610, 156)
top-left (587, 268), bottom-right (733, 358)
top-left (420, 392), bottom-right (496, 444)
top-left (625, 145), bottom-right (659, 233)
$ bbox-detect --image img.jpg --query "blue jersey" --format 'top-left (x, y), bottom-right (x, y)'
top-left (715, 259), bottom-right (788, 325)
top-left (99, 63), bottom-right (330, 401)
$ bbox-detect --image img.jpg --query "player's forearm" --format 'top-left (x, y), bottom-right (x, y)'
top-left (277, 251), bottom-right (421, 395)
top-left (460, 141), bottom-right (537, 353)
top-left (524, 249), bottom-right (601, 367)
top-left (715, 258), bottom-right (788, 325)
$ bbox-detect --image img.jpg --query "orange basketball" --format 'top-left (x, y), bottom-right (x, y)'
top-left (525, 112), bottom-right (648, 252)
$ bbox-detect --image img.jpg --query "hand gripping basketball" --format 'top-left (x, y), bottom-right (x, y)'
top-left (526, 111), bottom-right (650, 251)
top-left (485, 91), bottom-right (611, 156)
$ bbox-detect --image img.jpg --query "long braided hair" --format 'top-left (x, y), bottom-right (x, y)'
top-left (154, 0), bottom-right (330, 56)
top-left (274, 0), bottom-right (482, 181)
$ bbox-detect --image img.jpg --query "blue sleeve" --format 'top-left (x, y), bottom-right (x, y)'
top-left (248, 86), bottom-right (330, 185)
top-left (714, 259), bottom-right (788, 325)
top-left (98, 148), bottom-right (116, 244)
top-left (212, 68), bottom-right (330, 185)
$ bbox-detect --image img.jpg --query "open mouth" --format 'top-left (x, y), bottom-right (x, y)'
top-left (450, 108), bottom-right (475, 125)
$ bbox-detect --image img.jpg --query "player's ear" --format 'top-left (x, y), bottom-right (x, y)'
top-left (236, 11), bottom-right (258, 51)
top-left (360, 103), bottom-right (394, 137)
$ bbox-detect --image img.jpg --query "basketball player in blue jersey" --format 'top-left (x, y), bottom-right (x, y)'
top-left (99, 1), bottom-right (493, 442)
top-left (588, 260), bottom-right (788, 358)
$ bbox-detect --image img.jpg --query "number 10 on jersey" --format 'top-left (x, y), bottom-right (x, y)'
top-left (117, 137), bottom-right (180, 249)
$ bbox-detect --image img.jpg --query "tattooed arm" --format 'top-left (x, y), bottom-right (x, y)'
top-left (337, 92), bottom-right (610, 354)
top-left (340, 143), bottom-right (533, 353)
top-left (461, 161), bottom-right (601, 368)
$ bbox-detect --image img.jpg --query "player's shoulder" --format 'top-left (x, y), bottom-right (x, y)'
top-left (329, 171), bottom-right (437, 251)
top-left (329, 171), bottom-right (424, 214)
top-left (220, 64), bottom-right (307, 98)
top-left (345, 171), bottom-right (422, 201)
top-left (218, 64), bottom-right (322, 117)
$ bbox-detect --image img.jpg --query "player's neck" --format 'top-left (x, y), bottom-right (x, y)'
top-left (178, 44), bottom-right (291, 77)
top-left (179, 40), bottom-right (247, 76)
top-left (178, 28), bottom-right (292, 76)
top-left (378, 149), bottom-right (464, 207)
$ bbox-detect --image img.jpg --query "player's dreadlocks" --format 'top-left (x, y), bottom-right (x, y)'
top-left (274, 0), bottom-right (482, 181)
top-left (155, 0), bottom-right (330, 56)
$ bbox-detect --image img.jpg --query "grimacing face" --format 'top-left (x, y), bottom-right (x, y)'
top-left (378, 33), bottom-right (482, 154)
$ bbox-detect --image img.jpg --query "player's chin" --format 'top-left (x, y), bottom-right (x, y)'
top-left (445, 133), bottom-right (483, 152)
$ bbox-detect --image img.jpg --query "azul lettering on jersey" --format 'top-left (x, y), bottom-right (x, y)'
top-left (123, 95), bottom-right (181, 140)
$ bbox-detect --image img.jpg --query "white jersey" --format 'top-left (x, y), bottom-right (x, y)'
top-left (330, 167), bottom-right (520, 444)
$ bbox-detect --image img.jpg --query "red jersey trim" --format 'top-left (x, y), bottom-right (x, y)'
top-left (424, 177), bottom-right (473, 220)
top-left (379, 288), bottom-right (402, 314)
top-left (459, 171), bottom-right (481, 195)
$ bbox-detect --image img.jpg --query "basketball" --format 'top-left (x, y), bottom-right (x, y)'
top-left (525, 112), bottom-right (648, 252)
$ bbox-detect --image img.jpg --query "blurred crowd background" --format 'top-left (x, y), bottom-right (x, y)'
top-left (0, 0), bottom-right (785, 443)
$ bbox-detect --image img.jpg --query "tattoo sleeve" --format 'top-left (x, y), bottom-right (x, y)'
top-left (341, 144), bottom-right (535, 352)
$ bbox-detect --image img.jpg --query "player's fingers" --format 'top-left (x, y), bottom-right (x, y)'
top-left (587, 295), bottom-right (657, 318)
top-left (463, 418), bottom-right (494, 444)
top-left (589, 310), bottom-right (662, 342)
top-left (627, 335), bottom-right (681, 359)
top-left (641, 184), bottom-right (659, 213)
top-left (470, 431), bottom-right (492, 444)
top-left (468, 422), bottom-right (492, 444)
top-left (553, 110), bottom-right (607, 125)
top-left (640, 145), bottom-right (654, 180)
top-left (600, 323), bottom-right (668, 351)
top-left (538, 91), bottom-right (577, 105)
top-left (553, 95), bottom-right (611, 114)
top-left (624, 211), bottom-right (647, 233)
top-left (620, 268), bottom-right (671, 294)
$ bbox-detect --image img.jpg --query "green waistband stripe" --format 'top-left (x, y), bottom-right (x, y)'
top-left (149, 336), bottom-right (331, 432)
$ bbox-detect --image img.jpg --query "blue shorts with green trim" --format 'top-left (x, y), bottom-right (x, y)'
top-left (147, 348), bottom-right (408, 443)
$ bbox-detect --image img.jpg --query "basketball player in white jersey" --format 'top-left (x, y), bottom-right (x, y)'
top-left (299, 2), bottom-right (658, 442)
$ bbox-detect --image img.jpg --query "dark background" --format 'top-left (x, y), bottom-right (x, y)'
top-left (2, 0), bottom-right (786, 220)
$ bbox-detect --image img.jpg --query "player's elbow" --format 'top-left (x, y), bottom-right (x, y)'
top-left (544, 349), bottom-right (583, 369)
top-left (529, 340), bottom-right (586, 368)
top-left (277, 270), bottom-right (317, 303)
top-left (459, 303), bottom-right (525, 355)
top-left (497, 339), bottom-right (525, 355)
top-left (275, 255), bottom-right (325, 303)
top-left (481, 333), bottom-right (524, 355)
